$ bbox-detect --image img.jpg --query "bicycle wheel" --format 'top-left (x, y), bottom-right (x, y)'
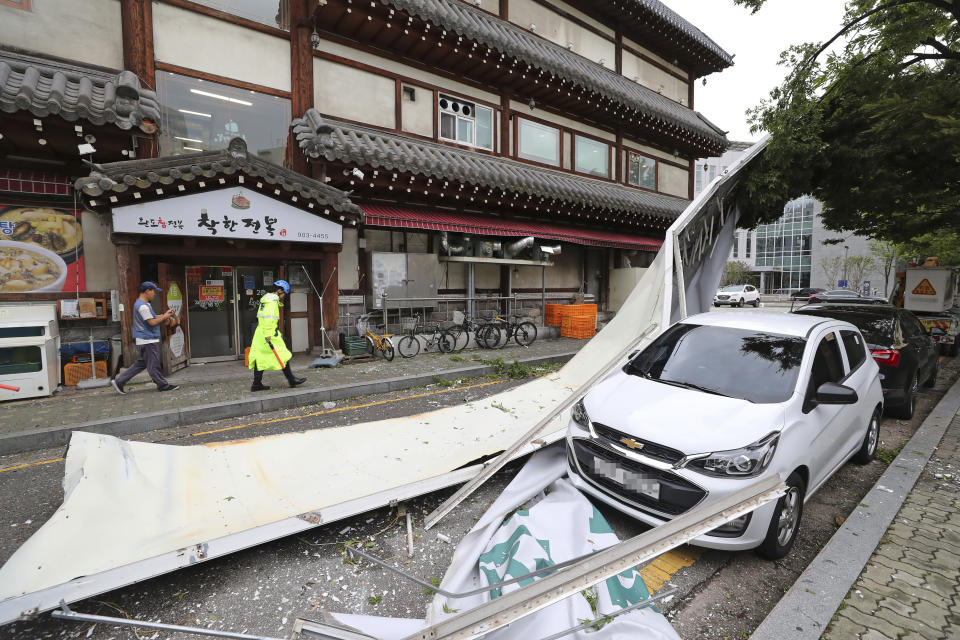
top-left (382, 339), bottom-right (395, 362)
top-left (481, 325), bottom-right (503, 349)
top-left (438, 330), bottom-right (455, 353)
top-left (397, 334), bottom-right (420, 358)
top-left (366, 335), bottom-right (376, 355)
top-left (449, 326), bottom-right (468, 351)
top-left (514, 321), bottom-right (537, 347)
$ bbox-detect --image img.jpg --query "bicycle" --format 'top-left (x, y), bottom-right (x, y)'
top-left (478, 313), bottom-right (538, 349)
top-left (357, 313), bottom-right (395, 361)
top-left (396, 314), bottom-right (455, 358)
top-left (445, 311), bottom-right (492, 352)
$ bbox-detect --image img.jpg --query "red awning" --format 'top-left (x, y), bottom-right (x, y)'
top-left (361, 205), bottom-right (662, 251)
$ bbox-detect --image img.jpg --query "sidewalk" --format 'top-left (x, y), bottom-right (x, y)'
top-left (0, 338), bottom-right (583, 456)
top-left (753, 376), bottom-right (960, 640)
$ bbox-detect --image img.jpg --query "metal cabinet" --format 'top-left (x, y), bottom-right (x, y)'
top-left (0, 304), bottom-right (60, 401)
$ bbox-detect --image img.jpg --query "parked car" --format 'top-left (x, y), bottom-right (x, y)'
top-left (714, 284), bottom-right (760, 307)
top-left (566, 312), bottom-right (883, 559)
top-left (793, 304), bottom-right (939, 419)
top-left (807, 289), bottom-right (887, 304)
top-left (791, 287), bottom-right (827, 299)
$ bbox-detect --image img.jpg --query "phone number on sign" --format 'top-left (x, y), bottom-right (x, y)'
top-left (296, 232), bottom-right (330, 240)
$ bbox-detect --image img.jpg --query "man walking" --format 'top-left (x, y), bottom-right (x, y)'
top-left (248, 279), bottom-right (306, 391)
top-left (111, 282), bottom-right (180, 394)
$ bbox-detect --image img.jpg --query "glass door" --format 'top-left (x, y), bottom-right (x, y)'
top-left (236, 266), bottom-right (279, 351)
top-left (186, 265), bottom-right (237, 362)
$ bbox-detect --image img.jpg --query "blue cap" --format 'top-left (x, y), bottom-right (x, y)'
top-left (274, 279), bottom-right (290, 294)
top-left (139, 281), bottom-right (162, 293)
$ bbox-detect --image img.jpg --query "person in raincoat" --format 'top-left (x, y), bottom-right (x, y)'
top-left (249, 280), bottom-right (306, 391)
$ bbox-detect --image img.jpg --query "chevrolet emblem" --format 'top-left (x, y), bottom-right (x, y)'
top-left (619, 437), bottom-right (645, 450)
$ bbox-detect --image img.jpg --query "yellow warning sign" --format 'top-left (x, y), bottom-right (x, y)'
top-left (912, 278), bottom-right (937, 295)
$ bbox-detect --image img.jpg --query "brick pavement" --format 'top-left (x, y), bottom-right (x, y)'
top-left (824, 414), bottom-right (960, 640)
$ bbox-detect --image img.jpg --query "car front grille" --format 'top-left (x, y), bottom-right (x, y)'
top-left (592, 422), bottom-right (685, 465)
top-left (570, 438), bottom-right (706, 517)
top-left (717, 295), bottom-right (730, 300)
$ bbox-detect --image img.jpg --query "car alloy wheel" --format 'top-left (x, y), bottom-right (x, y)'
top-left (758, 472), bottom-right (805, 560)
top-left (777, 487), bottom-right (801, 546)
top-left (853, 410), bottom-right (880, 464)
top-left (895, 372), bottom-right (918, 419)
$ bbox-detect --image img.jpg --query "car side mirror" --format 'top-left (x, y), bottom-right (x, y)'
top-left (814, 382), bottom-right (859, 405)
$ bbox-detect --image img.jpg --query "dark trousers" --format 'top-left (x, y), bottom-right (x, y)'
top-left (116, 342), bottom-right (169, 389)
top-left (252, 363), bottom-right (297, 385)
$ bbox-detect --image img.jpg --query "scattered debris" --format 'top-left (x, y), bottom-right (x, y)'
top-left (436, 533), bottom-right (451, 544)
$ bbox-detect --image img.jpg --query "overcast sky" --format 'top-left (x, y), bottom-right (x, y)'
top-left (662, 0), bottom-right (847, 142)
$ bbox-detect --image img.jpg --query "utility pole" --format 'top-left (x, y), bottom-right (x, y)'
top-left (843, 244), bottom-right (849, 287)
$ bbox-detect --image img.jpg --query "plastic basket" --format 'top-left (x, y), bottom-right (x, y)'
top-left (64, 360), bottom-right (108, 386)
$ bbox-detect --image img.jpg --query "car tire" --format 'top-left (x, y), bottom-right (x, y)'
top-left (852, 409), bottom-right (881, 464)
top-left (736, 299), bottom-right (744, 308)
top-left (757, 471), bottom-right (805, 560)
top-left (893, 371), bottom-right (918, 419)
top-left (922, 357), bottom-right (939, 388)
top-left (950, 341), bottom-right (959, 357)
top-left (752, 298), bottom-right (760, 308)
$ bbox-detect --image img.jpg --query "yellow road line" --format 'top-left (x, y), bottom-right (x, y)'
top-left (0, 457), bottom-right (65, 474)
top-left (190, 378), bottom-right (508, 436)
top-left (640, 546), bottom-right (702, 592)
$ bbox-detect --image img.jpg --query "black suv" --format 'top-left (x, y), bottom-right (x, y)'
top-left (793, 304), bottom-right (939, 419)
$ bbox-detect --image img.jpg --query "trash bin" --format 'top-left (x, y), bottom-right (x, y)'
top-left (110, 334), bottom-right (123, 376)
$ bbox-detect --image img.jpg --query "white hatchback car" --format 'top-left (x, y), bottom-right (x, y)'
top-left (566, 312), bottom-right (883, 559)
top-left (714, 284), bottom-right (760, 307)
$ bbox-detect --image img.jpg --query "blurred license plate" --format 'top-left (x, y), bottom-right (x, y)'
top-left (593, 456), bottom-right (660, 499)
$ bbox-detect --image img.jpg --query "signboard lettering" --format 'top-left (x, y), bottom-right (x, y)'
top-left (112, 188), bottom-right (343, 244)
top-left (199, 286), bottom-right (225, 302)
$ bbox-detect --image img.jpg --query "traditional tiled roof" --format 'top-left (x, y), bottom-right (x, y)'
top-left (293, 109), bottom-right (688, 220)
top-left (0, 49), bottom-right (160, 133)
top-left (75, 138), bottom-right (363, 218)
top-left (599, 0), bottom-right (733, 74)
top-left (371, 0), bottom-right (728, 150)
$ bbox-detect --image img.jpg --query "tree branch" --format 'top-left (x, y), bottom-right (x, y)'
top-left (900, 52), bottom-right (953, 68)
top-left (924, 37), bottom-right (960, 58)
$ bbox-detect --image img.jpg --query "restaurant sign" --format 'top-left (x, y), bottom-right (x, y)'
top-left (111, 188), bottom-right (342, 244)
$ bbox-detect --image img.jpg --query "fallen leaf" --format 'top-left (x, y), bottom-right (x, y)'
top-left (835, 516), bottom-right (846, 526)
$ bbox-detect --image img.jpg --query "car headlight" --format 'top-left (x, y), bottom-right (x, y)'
top-left (571, 399), bottom-right (590, 427)
top-left (688, 433), bottom-right (779, 477)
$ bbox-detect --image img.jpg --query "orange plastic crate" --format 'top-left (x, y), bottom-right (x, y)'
top-left (64, 360), bottom-right (108, 386)
top-left (545, 304), bottom-right (563, 326)
top-left (568, 304), bottom-right (598, 318)
top-left (561, 315), bottom-right (596, 339)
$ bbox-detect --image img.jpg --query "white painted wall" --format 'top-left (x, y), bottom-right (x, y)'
top-left (658, 163), bottom-right (690, 199)
top-left (314, 59), bottom-right (395, 129)
top-left (509, 101), bottom-right (615, 142)
top-left (153, 2), bottom-right (291, 91)
top-left (0, 0), bottom-right (123, 69)
top-left (339, 228), bottom-right (360, 290)
top-left (621, 137), bottom-right (677, 163)
top-left (509, 0), bottom-right (614, 70)
top-left (622, 37), bottom-right (689, 79)
top-left (316, 39), bottom-right (499, 105)
top-left (621, 50), bottom-right (688, 104)
top-left (401, 83), bottom-right (433, 138)
top-left (82, 211), bottom-right (118, 290)
top-left (609, 267), bottom-right (647, 311)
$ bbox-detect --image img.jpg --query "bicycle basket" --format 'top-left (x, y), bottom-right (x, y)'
top-left (401, 317), bottom-right (418, 333)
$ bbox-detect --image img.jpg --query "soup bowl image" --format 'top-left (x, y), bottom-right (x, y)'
top-left (0, 240), bottom-right (68, 293)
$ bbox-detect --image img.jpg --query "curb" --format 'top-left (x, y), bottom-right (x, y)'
top-left (0, 351), bottom-right (577, 457)
top-left (751, 375), bottom-right (960, 640)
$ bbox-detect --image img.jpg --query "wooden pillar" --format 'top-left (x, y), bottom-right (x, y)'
top-left (614, 26), bottom-right (622, 75)
top-left (289, 0), bottom-right (314, 174)
top-left (114, 240), bottom-right (141, 367)
top-left (500, 95), bottom-right (510, 157)
top-left (121, 0), bottom-right (155, 88)
top-left (499, 0), bottom-right (508, 19)
top-left (322, 248), bottom-right (339, 343)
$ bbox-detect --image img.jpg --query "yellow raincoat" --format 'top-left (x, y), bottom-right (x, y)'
top-left (248, 293), bottom-right (292, 370)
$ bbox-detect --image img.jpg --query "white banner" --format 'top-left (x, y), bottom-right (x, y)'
top-left (111, 187), bottom-right (343, 244)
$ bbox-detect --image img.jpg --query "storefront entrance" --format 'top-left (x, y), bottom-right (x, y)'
top-left (185, 265), bottom-right (279, 363)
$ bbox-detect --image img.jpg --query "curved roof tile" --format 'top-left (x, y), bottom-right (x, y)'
top-left (0, 49), bottom-right (160, 133)
top-left (293, 109), bottom-right (688, 221)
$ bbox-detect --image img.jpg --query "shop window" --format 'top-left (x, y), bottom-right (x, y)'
top-left (438, 95), bottom-right (493, 150)
top-left (189, 0), bottom-right (290, 29)
top-left (628, 152), bottom-right (657, 190)
top-left (365, 229), bottom-right (391, 252)
top-left (157, 72), bottom-right (291, 164)
top-left (406, 232), bottom-right (429, 253)
top-left (574, 136), bottom-right (610, 178)
top-left (518, 118), bottom-right (560, 166)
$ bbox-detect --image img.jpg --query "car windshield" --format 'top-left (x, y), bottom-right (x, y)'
top-left (626, 323), bottom-right (807, 404)
top-left (720, 285), bottom-right (744, 292)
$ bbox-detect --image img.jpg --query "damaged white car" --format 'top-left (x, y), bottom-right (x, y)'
top-left (566, 312), bottom-right (883, 559)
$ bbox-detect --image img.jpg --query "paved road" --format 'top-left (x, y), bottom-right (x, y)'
top-left (2, 344), bottom-right (957, 640)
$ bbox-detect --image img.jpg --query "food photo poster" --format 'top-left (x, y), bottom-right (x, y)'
top-left (0, 205), bottom-right (86, 293)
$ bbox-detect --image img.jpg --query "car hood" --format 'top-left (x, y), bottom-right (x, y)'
top-left (583, 370), bottom-right (787, 455)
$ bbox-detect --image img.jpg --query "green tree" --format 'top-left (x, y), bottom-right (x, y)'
top-left (895, 230), bottom-right (960, 264)
top-left (733, 0), bottom-right (960, 242)
top-left (721, 260), bottom-right (754, 287)
top-left (820, 256), bottom-right (844, 288)
top-left (868, 239), bottom-right (898, 294)
top-left (845, 255), bottom-right (879, 292)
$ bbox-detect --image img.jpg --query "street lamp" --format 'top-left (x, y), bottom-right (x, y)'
top-left (843, 244), bottom-right (849, 287)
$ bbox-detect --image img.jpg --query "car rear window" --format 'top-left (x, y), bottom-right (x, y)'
top-left (626, 323), bottom-right (807, 404)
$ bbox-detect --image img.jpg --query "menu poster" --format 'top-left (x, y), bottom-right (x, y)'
top-left (0, 206), bottom-right (86, 293)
